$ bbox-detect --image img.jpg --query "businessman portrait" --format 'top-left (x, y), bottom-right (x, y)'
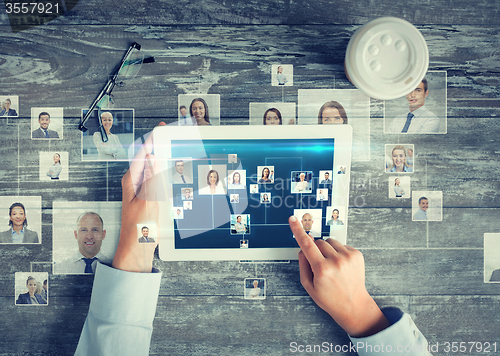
top-left (138, 226), bottom-right (155, 243)
top-left (387, 77), bottom-right (442, 134)
top-left (54, 212), bottom-right (111, 274)
top-left (32, 111), bottom-right (60, 139)
top-left (172, 160), bottom-right (193, 184)
top-left (320, 171), bottom-right (332, 184)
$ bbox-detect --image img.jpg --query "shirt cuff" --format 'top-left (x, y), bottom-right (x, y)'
top-left (90, 263), bottom-right (162, 325)
top-left (349, 307), bottom-right (431, 355)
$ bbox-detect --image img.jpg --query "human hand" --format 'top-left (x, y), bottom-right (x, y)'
top-left (112, 122), bottom-right (166, 273)
top-left (289, 216), bottom-right (390, 338)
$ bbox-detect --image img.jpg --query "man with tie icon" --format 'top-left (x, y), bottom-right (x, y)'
top-left (31, 112), bottom-right (60, 139)
top-left (138, 226), bottom-right (155, 243)
top-left (387, 78), bottom-right (440, 134)
top-left (301, 213), bottom-right (320, 237)
top-left (54, 212), bottom-right (110, 274)
top-left (172, 160), bottom-right (192, 184)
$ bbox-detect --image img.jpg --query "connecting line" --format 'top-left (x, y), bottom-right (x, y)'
top-left (250, 223), bottom-right (289, 226)
top-left (211, 196), bottom-right (215, 230)
top-left (239, 260), bottom-right (291, 264)
top-left (426, 220), bottom-right (430, 248)
top-left (144, 159), bottom-right (150, 227)
top-left (417, 158), bottom-right (431, 247)
top-left (425, 160), bottom-right (429, 248)
top-left (451, 98), bottom-right (500, 101)
top-left (106, 162), bottom-right (109, 201)
top-left (17, 124), bottom-right (20, 196)
top-left (424, 160), bottom-right (428, 189)
top-left (359, 247), bottom-right (483, 250)
top-left (30, 262), bottom-right (53, 272)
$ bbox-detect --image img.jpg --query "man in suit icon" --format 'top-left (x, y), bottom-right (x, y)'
top-left (32, 112), bottom-right (60, 139)
top-left (138, 226), bottom-right (155, 243)
top-left (172, 160), bottom-right (191, 184)
top-left (320, 172), bottom-right (332, 184)
top-left (54, 212), bottom-right (110, 274)
top-left (388, 78), bottom-right (439, 134)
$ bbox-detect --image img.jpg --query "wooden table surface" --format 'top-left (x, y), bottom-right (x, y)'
top-left (1, 0), bottom-right (499, 355)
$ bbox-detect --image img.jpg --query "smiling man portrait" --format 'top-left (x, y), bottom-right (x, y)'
top-left (32, 112), bottom-right (60, 139)
top-left (413, 197), bottom-right (429, 221)
top-left (54, 212), bottom-right (110, 274)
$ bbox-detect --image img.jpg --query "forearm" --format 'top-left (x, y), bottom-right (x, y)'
top-left (112, 172), bottom-right (158, 273)
top-left (329, 291), bottom-right (390, 338)
top-left (112, 230), bottom-right (155, 273)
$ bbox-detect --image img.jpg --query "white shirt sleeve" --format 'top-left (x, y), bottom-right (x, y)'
top-left (349, 307), bottom-right (432, 355)
top-left (74, 263), bottom-right (162, 356)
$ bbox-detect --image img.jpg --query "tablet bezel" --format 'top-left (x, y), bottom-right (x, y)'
top-left (154, 125), bottom-right (352, 261)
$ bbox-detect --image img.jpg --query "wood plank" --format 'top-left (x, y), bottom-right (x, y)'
top-left (1, 248), bottom-right (490, 297)
top-left (0, 297), bottom-right (89, 355)
top-left (5, 0), bottom-right (500, 26)
top-left (1, 25), bottom-right (499, 120)
top-left (1, 294), bottom-right (498, 355)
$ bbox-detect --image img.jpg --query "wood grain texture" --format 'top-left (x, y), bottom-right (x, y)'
top-left (1, 24), bottom-right (499, 120)
top-left (0, 1), bottom-right (500, 354)
top-left (4, 0), bottom-right (500, 26)
top-left (1, 294), bottom-right (498, 355)
top-left (0, 297), bottom-right (89, 355)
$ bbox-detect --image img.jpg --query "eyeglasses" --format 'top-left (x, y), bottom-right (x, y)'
top-left (78, 42), bottom-right (154, 142)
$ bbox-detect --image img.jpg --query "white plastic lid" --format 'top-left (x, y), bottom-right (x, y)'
top-left (345, 17), bottom-right (429, 101)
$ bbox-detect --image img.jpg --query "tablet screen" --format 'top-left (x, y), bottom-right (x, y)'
top-left (155, 125), bottom-right (352, 261)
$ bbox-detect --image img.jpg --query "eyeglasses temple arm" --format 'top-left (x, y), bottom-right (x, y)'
top-left (79, 42), bottom-right (142, 132)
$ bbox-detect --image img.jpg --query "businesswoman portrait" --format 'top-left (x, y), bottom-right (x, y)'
top-left (1, 98), bottom-right (17, 116)
top-left (190, 98), bottom-right (210, 125)
top-left (294, 172), bottom-right (308, 192)
top-left (263, 108), bottom-right (282, 125)
top-left (276, 66), bottom-right (287, 85)
top-left (259, 167), bottom-right (272, 183)
top-left (229, 171), bottom-right (245, 189)
top-left (46, 153), bottom-right (62, 180)
top-left (0, 202), bottom-right (39, 244)
top-left (232, 172), bottom-right (241, 185)
top-left (93, 112), bottom-right (127, 160)
top-left (16, 276), bottom-right (47, 305)
top-left (247, 280), bottom-right (262, 298)
top-left (326, 209), bottom-right (344, 226)
top-left (206, 169), bottom-right (225, 194)
top-left (394, 178), bottom-right (405, 197)
top-left (386, 145), bottom-right (413, 173)
top-left (318, 101), bottom-right (348, 124)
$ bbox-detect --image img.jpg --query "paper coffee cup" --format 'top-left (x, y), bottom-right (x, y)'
top-left (344, 17), bottom-right (429, 100)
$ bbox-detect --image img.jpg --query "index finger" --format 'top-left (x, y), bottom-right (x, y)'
top-left (289, 215), bottom-right (325, 265)
top-left (128, 121), bottom-right (166, 194)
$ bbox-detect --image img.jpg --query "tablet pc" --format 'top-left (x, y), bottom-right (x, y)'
top-left (154, 125), bottom-right (352, 261)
